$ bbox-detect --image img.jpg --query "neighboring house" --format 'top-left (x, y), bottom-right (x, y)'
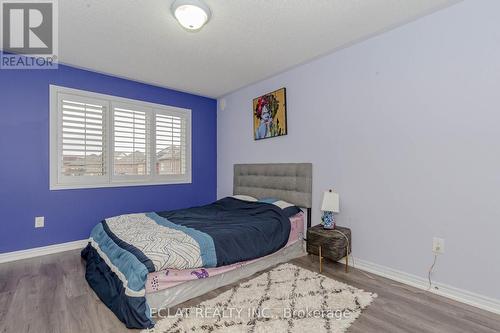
top-left (62, 145), bottom-right (183, 177)
top-left (156, 145), bottom-right (183, 175)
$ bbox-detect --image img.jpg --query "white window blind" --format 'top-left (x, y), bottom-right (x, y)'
top-left (155, 113), bottom-right (187, 176)
top-left (50, 85), bottom-right (192, 190)
top-left (58, 94), bottom-right (108, 185)
top-left (113, 105), bottom-right (149, 177)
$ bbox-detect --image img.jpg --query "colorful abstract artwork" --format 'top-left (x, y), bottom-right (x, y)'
top-left (253, 88), bottom-right (287, 140)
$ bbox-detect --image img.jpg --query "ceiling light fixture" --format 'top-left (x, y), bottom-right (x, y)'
top-left (171, 0), bottom-right (211, 31)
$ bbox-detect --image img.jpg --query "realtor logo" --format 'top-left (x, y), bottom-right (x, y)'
top-left (1, 0), bottom-right (58, 69)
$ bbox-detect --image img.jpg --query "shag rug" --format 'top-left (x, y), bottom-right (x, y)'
top-left (145, 263), bottom-right (376, 333)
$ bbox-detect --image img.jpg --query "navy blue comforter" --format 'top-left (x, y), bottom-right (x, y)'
top-left (158, 197), bottom-right (292, 266)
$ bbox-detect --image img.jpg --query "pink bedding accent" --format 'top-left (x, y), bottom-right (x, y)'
top-left (146, 212), bottom-right (304, 293)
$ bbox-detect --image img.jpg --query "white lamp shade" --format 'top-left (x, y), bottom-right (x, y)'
top-left (321, 190), bottom-right (339, 213)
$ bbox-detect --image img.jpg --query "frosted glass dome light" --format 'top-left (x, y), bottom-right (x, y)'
top-left (171, 0), bottom-right (211, 31)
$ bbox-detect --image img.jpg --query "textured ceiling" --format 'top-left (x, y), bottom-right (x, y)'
top-left (59, 0), bottom-right (459, 97)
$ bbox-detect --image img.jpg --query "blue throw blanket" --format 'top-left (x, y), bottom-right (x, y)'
top-left (81, 197), bottom-right (298, 329)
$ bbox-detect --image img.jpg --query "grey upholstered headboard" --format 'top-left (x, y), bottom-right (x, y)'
top-left (233, 163), bottom-right (312, 208)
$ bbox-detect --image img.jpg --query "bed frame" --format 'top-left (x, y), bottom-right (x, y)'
top-left (147, 163), bottom-right (313, 311)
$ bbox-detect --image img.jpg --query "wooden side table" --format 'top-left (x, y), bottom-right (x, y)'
top-left (306, 225), bottom-right (351, 273)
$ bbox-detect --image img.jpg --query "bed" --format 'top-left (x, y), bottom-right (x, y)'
top-left (81, 163), bottom-right (312, 329)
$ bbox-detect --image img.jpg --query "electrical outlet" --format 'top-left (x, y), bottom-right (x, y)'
top-left (35, 216), bottom-right (44, 228)
top-left (432, 237), bottom-right (444, 254)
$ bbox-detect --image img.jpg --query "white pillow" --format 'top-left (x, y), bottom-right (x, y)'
top-left (271, 200), bottom-right (295, 209)
top-left (231, 195), bottom-right (258, 202)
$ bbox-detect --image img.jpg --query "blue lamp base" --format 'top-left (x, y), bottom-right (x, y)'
top-left (321, 211), bottom-right (336, 230)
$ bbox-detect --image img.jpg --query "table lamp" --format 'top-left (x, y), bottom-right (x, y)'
top-left (321, 189), bottom-right (339, 229)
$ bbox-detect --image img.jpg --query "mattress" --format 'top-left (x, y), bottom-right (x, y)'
top-left (146, 212), bottom-right (305, 293)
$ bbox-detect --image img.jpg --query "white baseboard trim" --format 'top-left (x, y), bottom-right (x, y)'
top-left (351, 257), bottom-right (500, 315)
top-left (0, 239), bottom-right (89, 264)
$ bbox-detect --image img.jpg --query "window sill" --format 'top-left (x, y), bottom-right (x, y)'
top-left (49, 178), bottom-right (192, 191)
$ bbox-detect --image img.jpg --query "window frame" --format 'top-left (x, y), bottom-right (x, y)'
top-left (50, 85), bottom-right (192, 190)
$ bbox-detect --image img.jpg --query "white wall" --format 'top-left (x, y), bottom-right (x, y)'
top-left (217, 0), bottom-right (500, 299)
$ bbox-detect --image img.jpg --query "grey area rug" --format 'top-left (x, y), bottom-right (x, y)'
top-left (145, 263), bottom-right (376, 333)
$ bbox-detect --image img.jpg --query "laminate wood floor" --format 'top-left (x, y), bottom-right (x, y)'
top-left (1, 249), bottom-right (499, 333)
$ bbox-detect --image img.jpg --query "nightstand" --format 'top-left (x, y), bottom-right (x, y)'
top-left (306, 225), bottom-right (351, 273)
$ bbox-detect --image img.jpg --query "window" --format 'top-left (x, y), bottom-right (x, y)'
top-left (112, 104), bottom-right (150, 178)
top-left (59, 97), bottom-right (107, 182)
top-left (155, 113), bottom-right (187, 176)
top-left (50, 85), bottom-right (191, 190)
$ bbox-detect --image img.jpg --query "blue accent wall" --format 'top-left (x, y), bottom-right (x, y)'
top-left (0, 64), bottom-right (217, 253)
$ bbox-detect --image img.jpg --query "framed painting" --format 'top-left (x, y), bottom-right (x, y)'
top-left (253, 87), bottom-right (287, 140)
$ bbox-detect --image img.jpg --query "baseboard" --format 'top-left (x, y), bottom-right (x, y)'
top-left (0, 239), bottom-right (89, 264)
top-left (351, 257), bottom-right (500, 315)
